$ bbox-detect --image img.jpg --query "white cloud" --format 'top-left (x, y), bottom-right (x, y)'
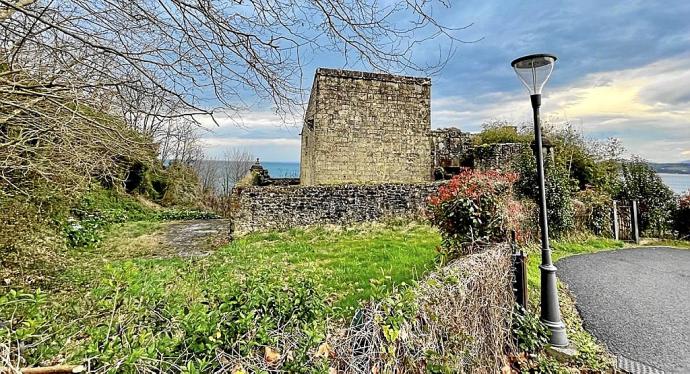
top-left (201, 137), bottom-right (300, 147)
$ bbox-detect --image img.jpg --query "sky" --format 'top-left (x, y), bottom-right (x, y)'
top-left (199, 0), bottom-right (690, 163)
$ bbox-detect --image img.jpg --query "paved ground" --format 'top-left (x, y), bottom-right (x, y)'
top-left (557, 247), bottom-right (690, 373)
top-left (162, 219), bottom-right (232, 257)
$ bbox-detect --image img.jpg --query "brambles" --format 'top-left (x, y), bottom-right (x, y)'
top-left (574, 188), bottom-right (614, 236)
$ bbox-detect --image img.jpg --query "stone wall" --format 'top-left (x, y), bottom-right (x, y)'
top-left (231, 182), bottom-right (442, 233)
top-left (473, 142), bottom-right (527, 171)
top-left (431, 128), bottom-right (475, 169)
top-left (299, 69), bottom-right (432, 185)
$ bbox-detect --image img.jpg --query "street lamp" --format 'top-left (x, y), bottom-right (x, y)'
top-left (511, 53), bottom-right (569, 347)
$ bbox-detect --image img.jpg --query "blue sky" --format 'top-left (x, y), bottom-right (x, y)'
top-left (199, 1), bottom-right (690, 163)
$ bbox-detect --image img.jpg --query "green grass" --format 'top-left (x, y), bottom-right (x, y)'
top-left (641, 239), bottom-right (690, 249)
top-left (1, 221), bottom-right (440, 370)
top-left (64, 220), bottom-right (440, 313)
top-left (209, 223), bottom-right (440, 312)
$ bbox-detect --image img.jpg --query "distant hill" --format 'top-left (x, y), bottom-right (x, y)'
top-left (650, 162), bottom-right (690, 174)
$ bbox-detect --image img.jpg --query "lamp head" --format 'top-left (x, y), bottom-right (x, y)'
top-left (511, 54), bottom-right (557, 95)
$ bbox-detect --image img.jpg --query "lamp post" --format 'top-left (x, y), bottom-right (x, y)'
top-left (511, 53), bottom-right (569, 347)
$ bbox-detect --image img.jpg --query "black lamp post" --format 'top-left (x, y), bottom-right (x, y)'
top-left (511, 53), bottom-right (569, 347)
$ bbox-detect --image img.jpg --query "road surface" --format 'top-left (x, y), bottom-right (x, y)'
top-left (557, 247), bottom-right (690, 373)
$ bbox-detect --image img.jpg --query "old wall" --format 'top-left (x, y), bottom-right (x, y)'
top-left (300, 69), bottom-right (432, 185)
top-left (473, 142), bottom-right (527, 171)
top-left (431, 128), bottom-right (475, 169)
top-left (231, 182), bottom-right (441, 233)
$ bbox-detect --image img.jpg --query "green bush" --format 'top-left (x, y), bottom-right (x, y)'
top-left (511, 305), bottom-right (549, 353)
top-left (618, 158), bottom-right (676, 236)
top-left (674, 190), bottom-right (690, 239)
top-left (474, 120), bottom-right (531, 145)
top-left (514, 151), bottom-right (576, 237)
top-left (2, 265), bottom-right (331, 373)
top-left (574, 189), bottom-right (613, 236)
top-left (160, 163), bottom-right (204, 207)
top-left (64, 216), bottom-right (103, 247)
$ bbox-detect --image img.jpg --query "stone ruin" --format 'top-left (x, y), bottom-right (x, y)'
top-left (300, 68), bottom-right (433, 185)
top-left (232, 68), bottom-right (527, 232)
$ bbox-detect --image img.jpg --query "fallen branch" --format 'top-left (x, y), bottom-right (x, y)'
top-left (0, 364), bottom-right (85, 374)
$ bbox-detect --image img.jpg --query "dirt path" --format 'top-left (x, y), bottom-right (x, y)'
top-left (161, 219), bottom-right (233, 257)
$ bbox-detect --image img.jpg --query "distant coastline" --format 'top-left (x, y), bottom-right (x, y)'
top-left (650, 162), bottom-right (690, 175)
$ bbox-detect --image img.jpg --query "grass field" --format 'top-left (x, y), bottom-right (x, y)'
top-left (226, 223), bottom-right (440, 311)
top-left (0, 221), bottom-right (441, 371)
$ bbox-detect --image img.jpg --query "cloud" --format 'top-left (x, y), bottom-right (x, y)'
top-left (197, 111), bottom-right (302, 161)
top-left (433, 54), bottom-right (690, 162)
top-left (201, 137), bottom-right (300, 147)
top-left (200, 136), bottom-right (301, 161)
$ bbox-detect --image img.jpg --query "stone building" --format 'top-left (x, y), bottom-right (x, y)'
top-left (431, 128), bottom-right (475, 174)
top-left (300, 68), bottom-right (432, 185)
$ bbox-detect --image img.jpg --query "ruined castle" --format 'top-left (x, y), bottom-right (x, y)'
top-left (298, 68), bottom-right (516, 185)
top-left (300, 69), bottom-right (433, 185)
top-left (232, 69), bottom-right (525, 232)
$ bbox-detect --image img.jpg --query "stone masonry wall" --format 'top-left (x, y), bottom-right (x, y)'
top-left (473, 142), bottom-right (528, 171)
top-left (431, 128), bottom-right (475, 168)
top-left (300, 69), bottom-right (432, 185)
top-left (231, 183), bottom-right (442, 233)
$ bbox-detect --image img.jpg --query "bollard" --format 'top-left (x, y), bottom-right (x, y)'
top-left (631, 200), bottom-right (640, 244)
top-left (510, 231), bottom-right (528, 309)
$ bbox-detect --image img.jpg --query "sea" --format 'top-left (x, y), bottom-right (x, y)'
top-left (226, 161), bottom-right (690, 194)
top-left (658, 173), bottom-right (690, 194)
top-left (262, 161), bottom-right (300, 178)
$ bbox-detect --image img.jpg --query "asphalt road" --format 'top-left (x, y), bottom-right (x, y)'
top-left (557, 247), bottom-right (690, 373)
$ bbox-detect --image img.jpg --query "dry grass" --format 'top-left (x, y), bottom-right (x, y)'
top-left (327, 245), bottom-right (514, 374)
top-left (205, 245), bottom-right (515, 374)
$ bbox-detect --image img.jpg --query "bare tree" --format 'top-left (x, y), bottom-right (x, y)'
top-left (1, 0), bottom-right (469, 198)
top-left (221, 148), bottom-right (255, 195)
top-left (192, 156), bottom-right (219, 195)
top-left (1, 0), bottom-right (467, 121)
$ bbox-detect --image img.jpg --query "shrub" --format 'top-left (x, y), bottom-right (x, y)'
top-left (474, 120), bottom-right (531, 145)
top-left (574, 189), bottom-right (613, 236)
top-left (511, 305), bottom-right (549, 353)
top-left (160, 162), bottom-right (204, 208)
top-left (427, 169), bottom-right (526, 257)
top-left (618, 158), bottom-right (676, 236)
top-left (674, 190), bottom-right (690, 239)
top-left (514, 150), bottom-right (576, 237)
top-left (64, 216), bottom-right (103, 247)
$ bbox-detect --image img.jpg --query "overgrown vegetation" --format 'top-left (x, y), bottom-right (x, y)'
top-left (473, 121), bottom-right (686, 240)
top-left (0, 222), bottom-right (439, 373)
top-left (427, 169), bottom-right (532, 258)
top-left (618, 157), bottom-right (677, 236)
top-left (673, 190), bottom-right (690, 240)
top-left (426, 166), bottom-right (622, 372)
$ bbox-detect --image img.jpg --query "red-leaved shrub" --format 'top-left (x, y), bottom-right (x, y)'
top-left (427, 169), bottom-right (532, 257)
